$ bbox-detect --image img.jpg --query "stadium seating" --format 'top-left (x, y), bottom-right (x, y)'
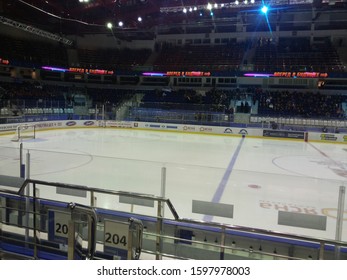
top-left (254, 40), bottom-right (344, 72)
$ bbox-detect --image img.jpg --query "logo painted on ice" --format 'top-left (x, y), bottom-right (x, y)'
top-left (66, 121), bottom-right (77, 126)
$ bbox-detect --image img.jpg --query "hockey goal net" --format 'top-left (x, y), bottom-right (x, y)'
top-left (12, 124), bottom-right (36, 142)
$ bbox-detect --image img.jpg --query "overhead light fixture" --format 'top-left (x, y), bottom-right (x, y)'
top-left (261, 5), bottom-right (268, 14)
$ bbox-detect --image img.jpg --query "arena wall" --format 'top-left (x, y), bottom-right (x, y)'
top-left (1, 120), bottom-right (346, 144)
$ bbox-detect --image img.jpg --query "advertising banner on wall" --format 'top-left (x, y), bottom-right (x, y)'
top-left (0, 123), bottom-right (20, 132)
top-left (308, 132), bottom-right (347, 143)
top-left (0, 120), bottom-right (99, 135)
top-left (129, 122), bottom-right (263, 137)
top-left (1, 120), bottom-right (346, 143)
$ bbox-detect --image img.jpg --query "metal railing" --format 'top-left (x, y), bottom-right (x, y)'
top-left (1, 177), bottom-right (346, 260)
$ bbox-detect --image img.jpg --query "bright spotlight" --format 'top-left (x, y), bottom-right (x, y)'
top-left (138, 17), bottom-right (142, 22)
top-left (189, 7), bottom-right (193, 12)
top-left (261, 6), bottom-right (268, 14)
top-left (251, 0), bottom-right (255, 3)
top-left (261, 4), bottom-right (273, 34)
top-left (207, 3), bottom-right (212, 10)
top-left (183, 7), bottom-right (187, 13)
top-left (106, 22), bottom-right (113, 29)
top-left (118, 21), bottom-right (123, 27)
top-left (235, 0), bottom-right (239, 5)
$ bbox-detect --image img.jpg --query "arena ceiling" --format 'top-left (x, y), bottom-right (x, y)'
top-left (0, 0), bottom-right (346, 36)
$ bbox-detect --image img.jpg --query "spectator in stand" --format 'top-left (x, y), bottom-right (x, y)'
top-left (257, 90), bottom-right (345, 119)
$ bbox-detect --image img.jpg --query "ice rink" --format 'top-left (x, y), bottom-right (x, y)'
top-left (0, 127), bottom-right (346, 241)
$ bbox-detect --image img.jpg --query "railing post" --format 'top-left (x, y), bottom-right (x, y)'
top-left (67, 219), bottom-right (75, 260)
top-left (335, 186), bottom-right (345, 260)
top-left (90, 190), bottom-right (97, 207)
top-left (154, 167), bottom-right (167, 260)
top-left (220, 226), bottom-right (226, 260)
top-left (19, 143), bottom-right (24, 177)
top-left (68, 203), bottom-right (97, 260)
top-left (24, 150), bottom-right (30, 251)
top-left (33, 182), bottom-right (38, 259)
top-left (18, 142), bottom-right (29, 177)
top-left (161, 167), bottom-right (166, 216)
top-left (156, 200), bottom-right (163, 260)
top-left (319, 241), bottom-right (325, 260)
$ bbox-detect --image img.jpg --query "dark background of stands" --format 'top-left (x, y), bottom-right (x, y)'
top-left (0, 0), bottom-right (347, 129)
